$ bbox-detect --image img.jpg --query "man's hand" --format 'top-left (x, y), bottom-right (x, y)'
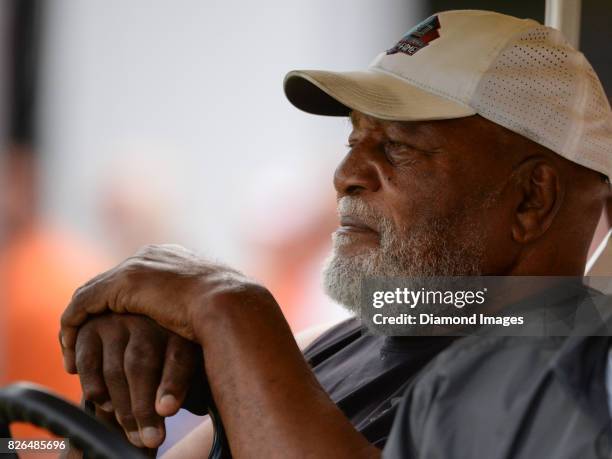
top-left (71, 313), bottom-right (199, 448)
top-left (60, 244), bottom-right (263, 370)
top-left (60, 243), bottom-right (378, 458)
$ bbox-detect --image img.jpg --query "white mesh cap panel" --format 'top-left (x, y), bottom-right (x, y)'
top-left (576, 64), bottom-right (612, 176)
top-left (472, 27), bottom-right (578, 158)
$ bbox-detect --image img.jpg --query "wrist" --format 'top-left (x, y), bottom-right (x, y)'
top-left (191, 281), bottom-right (278, 346)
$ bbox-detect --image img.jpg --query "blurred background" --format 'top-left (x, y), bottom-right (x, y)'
top-left (0, 0), bottom-right (610, 454)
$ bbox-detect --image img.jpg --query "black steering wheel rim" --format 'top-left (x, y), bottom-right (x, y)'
top-left (0, 382), bottom-right (147, 459)
top-left (0, 381), bottom-right (231, 458)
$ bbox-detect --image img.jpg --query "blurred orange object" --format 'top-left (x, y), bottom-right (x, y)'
top-left (0, 223), bottom-right (109, 438)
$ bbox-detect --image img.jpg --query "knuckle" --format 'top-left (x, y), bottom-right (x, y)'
top-left (91, 313), bottom-right (122, 328)
top-left (71, 272), bottom-right (107, 301)
top-left (76, 350), bottom-right (101, 374)
top-left (92, 328), bottom-right (123, 346)
top-left (165, 345), bottom-right (185, 364)
top-left (160, 243), bottom-right (187, 252)
top-left (122, 256), bottom-right (143, 271)
top-left (134, 243), bottom-right (188, 261)
top-left (81, 384), bottom-right (107, 403)
top-left (165, 353), bottom-right (182, 370)
top-left (164, 348), bottom-right (193, 372)
top-left (106, 338), bottom-right (127, 355)
top-left (132, 404), bottom-right (156, 421)
top-left (102, 364), bottom-right (125, 385)
top-left (134, 244), bottom-right (158, 258)
top-left (115, 412), bottom-right (136, 428)
top-left (70, 285), bottom-right (88, 305)
top-left (125, 344), bottom-right (158, 370)
top-left (77, 320), bottom-right (97, 336)
top-left (125, 362), bottom-right (157, 381)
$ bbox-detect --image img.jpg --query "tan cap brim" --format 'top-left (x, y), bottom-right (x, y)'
top-left (283, 69), bottom-right (476, 121)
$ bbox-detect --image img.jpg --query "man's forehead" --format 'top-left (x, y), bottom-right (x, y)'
top-left (349, 110), bottom-right (478, 143)
top-left (350, 110), bottom-right (518, 143)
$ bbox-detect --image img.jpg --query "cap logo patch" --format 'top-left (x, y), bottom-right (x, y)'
top-left (387, 15), bottom-right (441, 56)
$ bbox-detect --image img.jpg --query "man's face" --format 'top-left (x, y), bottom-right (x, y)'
top-left (323, 111), bottom-right (513, 312)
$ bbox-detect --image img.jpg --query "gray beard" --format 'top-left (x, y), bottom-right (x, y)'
top-left (322, 196), bottom-right (488, 316)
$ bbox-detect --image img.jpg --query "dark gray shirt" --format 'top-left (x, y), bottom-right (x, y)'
top-left (303, 317), bottom-right (455, 448)
top-left (383, 309), bottom-right (612, 458)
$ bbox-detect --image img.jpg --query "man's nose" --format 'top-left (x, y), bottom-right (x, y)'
top-left (333, 145), bottom-right (381, 197)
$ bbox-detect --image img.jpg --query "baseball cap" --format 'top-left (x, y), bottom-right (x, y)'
top-left (284, 10), bottom-right (612, 177)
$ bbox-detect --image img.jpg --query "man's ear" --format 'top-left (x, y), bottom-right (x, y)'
top-left (511, 160), bottom-right (563, 244)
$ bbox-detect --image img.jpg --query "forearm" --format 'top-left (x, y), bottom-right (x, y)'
top-left (58, 244), bottom-right (379, 457)
top-left (161, 416), bottom-right (213, 459)
top-left (194, 292), bottom-right (380, 459)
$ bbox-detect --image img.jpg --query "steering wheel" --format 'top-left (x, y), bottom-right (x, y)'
top-left (0, 382), bottom-right (230, 458)
top-left (0, 382), bottom-right (146, 458)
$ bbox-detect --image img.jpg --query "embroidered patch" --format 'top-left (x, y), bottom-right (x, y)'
top-left (386, 15), bottom-right (441, 56)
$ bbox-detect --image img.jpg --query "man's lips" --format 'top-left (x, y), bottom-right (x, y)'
top-left (337, 216), bottom-right (379, 234)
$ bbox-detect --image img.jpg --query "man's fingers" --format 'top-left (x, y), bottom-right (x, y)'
top-left (60, 330), bottom-right (77, 374)
top-left (124, 332), bottom-right (166, 448)
top-left (75, 327), bottom-right (111, 410)
top-left (101, 332), bottom-right (142, 447)
top-left (60, 272), bottom-right (116, 353)
top-left (156, 335), bottom-right (198, 417)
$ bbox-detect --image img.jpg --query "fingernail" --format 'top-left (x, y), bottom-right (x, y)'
top-left (141, 426), bottom-right (162, 447)
top-left (127, 431), bottom-right (144, 447)
top-left (159, 394), bottom-right (177, 410)
top-left (100, 401), bottom-right (113, 412)
top-left (61, 334), bottom-right (68, 348)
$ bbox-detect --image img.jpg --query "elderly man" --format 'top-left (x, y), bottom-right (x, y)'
top-left (59, 10), bottom-right (612, 458)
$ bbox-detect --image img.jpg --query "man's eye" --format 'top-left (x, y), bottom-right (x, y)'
top-left (384, 141), bottom-right (408, 153)
top-left (383, 141), bottom-right (411, 163)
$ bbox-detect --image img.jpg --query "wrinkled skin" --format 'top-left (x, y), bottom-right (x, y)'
top-left (61, 113), bottom-right (609, 457)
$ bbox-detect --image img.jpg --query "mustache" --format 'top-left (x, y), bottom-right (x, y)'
top-left (337, 197), bottom-right (389, 234)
